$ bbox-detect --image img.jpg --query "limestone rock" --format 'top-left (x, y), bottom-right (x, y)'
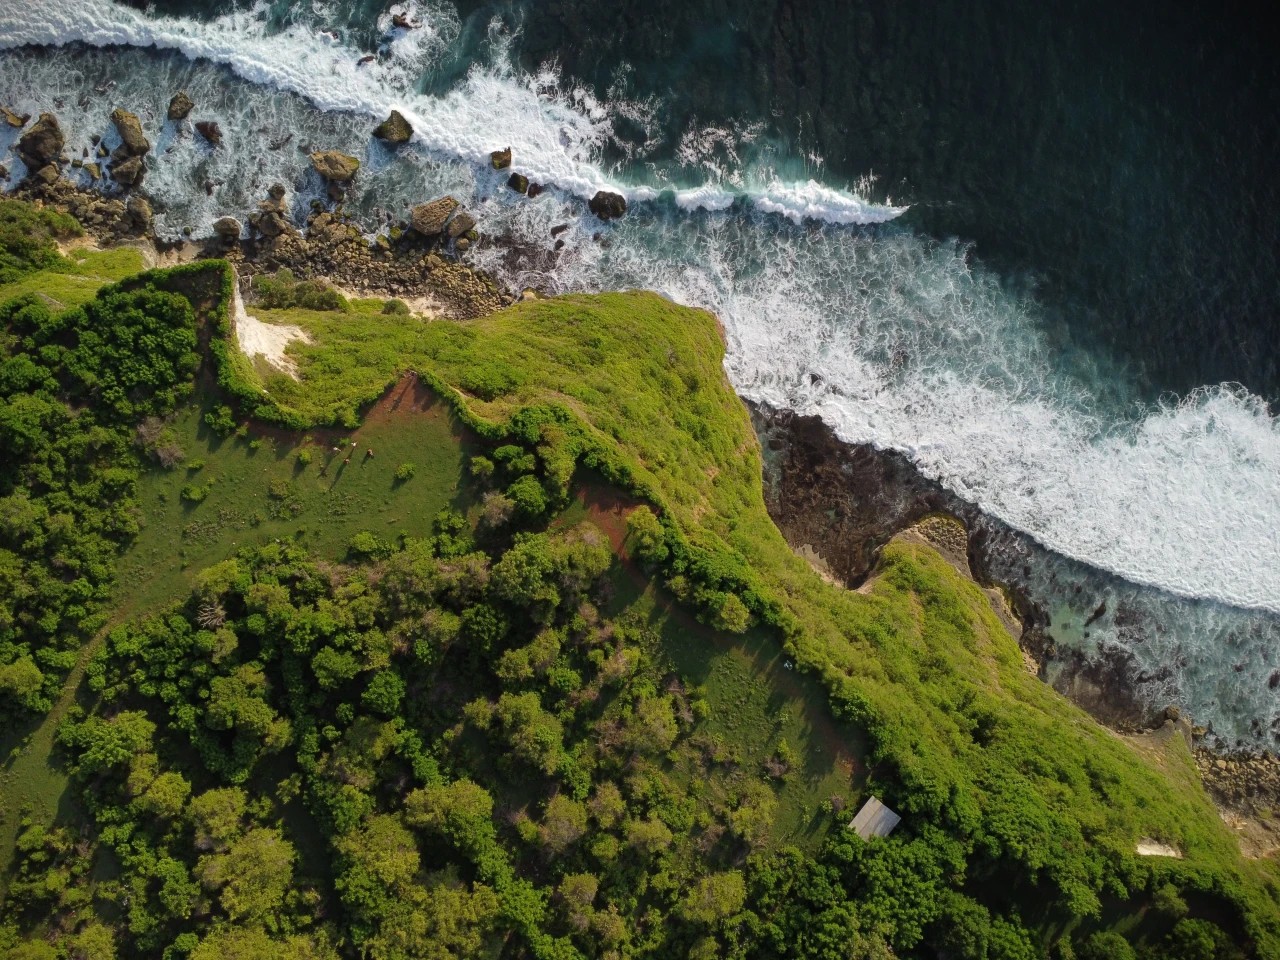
top-left (110, 108), bottom-right (150, 157)
top-left (507, 172), bottom-right (529, 194)
top-left (17, 113), bottom-right (65, 169)
top-left (490, 146), bottom-right (512, 170)
top-left (310, 150), bottom-right (360, 182)
top-left (373, 110), bottom-right (413, 145)
top-left (455, 237), bottom-right (470, 252)
top-left (34, 164), bottom-right (60, 186)
top-left (2, 106), bottom-right (29, 129)
top-left (213, 216), bottom-right (242, 240)
top-left (446, 211), bottom-right (476, 240)
top-left (110, 155), bottom-right (144, 189)
top-left (167, 91), bottom-right (195, 121)
top-left (589, 190), bottom-right (627, 220)
top-left (83, 162), bottom-right (101, 180)
top-left (195, 121), bottom-right (223, 147)
top-left (410, 196), bottom-right (459, 236)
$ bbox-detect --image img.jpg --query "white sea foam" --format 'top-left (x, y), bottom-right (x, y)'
top-left (3, 1), bottom-right (1280, 739)
top-left (0, 0), bottom-right (903, 225)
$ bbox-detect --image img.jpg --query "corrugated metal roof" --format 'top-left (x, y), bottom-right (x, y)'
top-left (849, 796), bottom-right (901, 839)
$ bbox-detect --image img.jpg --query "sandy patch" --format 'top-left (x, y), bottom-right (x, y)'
top-left (1136, 839), bottom-right (1183, 858)
top-left (233, 282), bottom-right (312, 380)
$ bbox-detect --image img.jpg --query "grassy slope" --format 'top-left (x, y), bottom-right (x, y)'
top-left (0, 247), bottom-right (147, 312)
top-left (238, 289), bottom-right (1280, 949)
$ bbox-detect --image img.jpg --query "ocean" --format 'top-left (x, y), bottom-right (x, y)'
top-left (1, 0), bottom-right (1278, 747)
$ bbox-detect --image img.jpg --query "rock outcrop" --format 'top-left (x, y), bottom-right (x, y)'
top-left (125, 195), bottom-right (153, 232)
top-left (589, 190), bottom-right (627, 220)
top-left (490, 147), bottom-right (512, 170)
top-left (410, 196), bottom-right (459, 237)
top-left (110, 155), bottom-right (145, 189)
top-left (446, 211), bottom-right (476, 240)
top-left (195, 121), bottom-right (223, 147)
top-left (17, 113), bottom-right (64, 169)
top-left (110, 108), bottom-right (150, 158)
top-left (167, 91), bottom-right (195, 121)
top-left (507, 173), bottom-right (529, 194)
top-left (310, 150), bottom-right (360, 183)
top-left (213, 217), bottom-right (243, 241)
top-left (373, 110), bottom-right (413, 145)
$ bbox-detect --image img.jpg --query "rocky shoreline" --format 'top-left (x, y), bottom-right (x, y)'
top-left (6, 100), bottom-right (1275, 853)
top-left (750, 402), bottom-right (1280, 852)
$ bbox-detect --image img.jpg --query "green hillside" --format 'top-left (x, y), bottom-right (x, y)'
top-left (0, 199), bottom-right (1276, 959)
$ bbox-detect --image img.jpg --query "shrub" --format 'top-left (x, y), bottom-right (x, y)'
top-left (506, 475), bottom-right (549, 521)
top-left (204, 405), bottom-right (236, 437)
top-left (382, 298), bottom-right (410, 316)
top-left (460, 362), bottom-right (521, 401)
top-left (296, 448), bottom-right (313, 467)
top-left (181, 484), bottom-right (209, 504)
top-left (394, 462), bottom-right (415, 482)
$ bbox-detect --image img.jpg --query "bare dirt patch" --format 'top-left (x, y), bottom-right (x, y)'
top-left (232, 283), bottom-right (312, 380)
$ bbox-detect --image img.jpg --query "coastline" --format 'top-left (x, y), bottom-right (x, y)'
top-left (14, 147), bottom-right (1280, 857)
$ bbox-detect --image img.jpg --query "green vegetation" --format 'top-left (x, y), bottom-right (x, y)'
top-left (1, 226), bottom-right (1277, 959)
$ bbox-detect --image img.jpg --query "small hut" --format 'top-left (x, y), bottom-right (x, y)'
top-left (849, 796), bottom-right (901, 840)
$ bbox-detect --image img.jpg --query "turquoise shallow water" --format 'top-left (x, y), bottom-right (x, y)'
top-left (1, 0), bottom-right (1278, 747)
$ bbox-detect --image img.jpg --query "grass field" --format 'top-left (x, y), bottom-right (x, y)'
top-left (118, 375), bottom-right (480, 614)
top-left (0, 246), bottom-right (147, 311)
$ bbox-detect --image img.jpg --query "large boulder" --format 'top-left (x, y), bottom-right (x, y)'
top-left (110, 108), bottom-right (150, 157)
top-left (372, 110), bottom-right (413, 145)
top-left (589, 190), bottom-right (627, 220)
top-left (195, 121), bottom-right (223, 147)
top-left (2, 106), bottom-right (29, 129)
top-left (310, 150), bottom-right (360, 183)
top-left (126, 195), bottom-right (153, 232)
top-left (17, 113), bottom-right (64, 169)
top-left (167, 91), bottom-right (195, 121)
top-left (490, 146), bottom-right (512, 170)
top-left (446, 210), bottom-right (476, 240)
top-left (507, 172), bottom-right (529, 194)
top-left (410, 196), bottom-right (459, 236)
top-left (110, 155), bottom-right (145, 189)
top-left (212, 217), bottom-right (242, 240)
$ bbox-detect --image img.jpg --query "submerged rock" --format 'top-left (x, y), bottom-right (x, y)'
top-left (527, 182), bottom-right (545, 198)
top-left (195, 121), bottom-right (223, 147)
top-left (507, 172), bottom-right (529, 194)
top-left (310, 150), bottom-right (360, 183)
top-left (373, 110), bottom-right (413, 145)
top-left (110, 108), bottom-right (150, 157)
top-left (410, 196), bottom-right (459, 236)
top-left (589, 190), bottom-right (627, 220)
top-left (167, 91), bottom-right (195, 121)
top-left (490, 146), bottom-right (512, 170)
top-left (17, 113), bottom-right (65, 169)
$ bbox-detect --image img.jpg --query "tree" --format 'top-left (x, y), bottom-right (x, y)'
top-left (680, 871), bottom-right (746, 925)
top-left (625, 506), bottom-right (668, 565)
top-left (188, 787), bottom-right (248, 851)
top-left (62, 710), bottom-right (155, 774)
top-left (196, 826), bottom-right (296, 921)
top-left (538, 795), bottom-right (588, 853)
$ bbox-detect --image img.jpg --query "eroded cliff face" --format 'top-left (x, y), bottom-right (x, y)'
top-left (750, 400), bottom-right (1280, 856)
top-left (748, 400), bottom-right (1156, 730)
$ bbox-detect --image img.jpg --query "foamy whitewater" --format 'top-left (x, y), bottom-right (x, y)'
top-left (2, 0), bottom-right (1278, 745)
